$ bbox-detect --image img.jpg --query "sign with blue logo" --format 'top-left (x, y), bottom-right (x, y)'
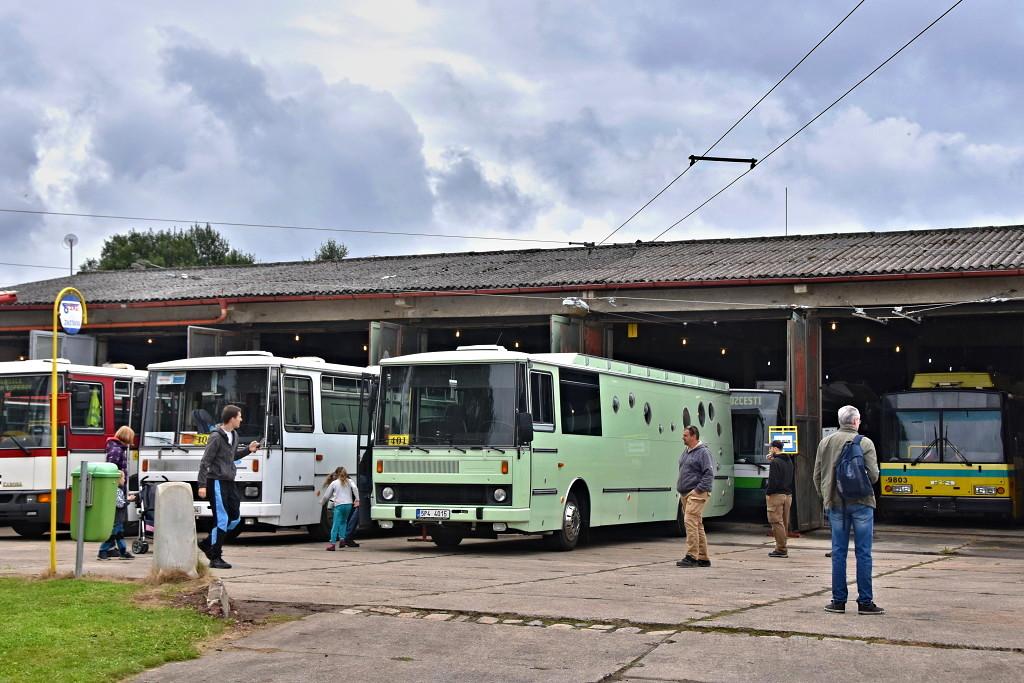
top-left (769, 425), bottom-right (799, 454)
top-left (58, 296), bottom-right (84, 334)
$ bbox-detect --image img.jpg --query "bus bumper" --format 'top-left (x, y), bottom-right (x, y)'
top-left (881, 495), bottom-right (1012, 516)
top-left (372, 504), bottom-right (531, 525)
top-left (0, 490), bottom-right (69, 525)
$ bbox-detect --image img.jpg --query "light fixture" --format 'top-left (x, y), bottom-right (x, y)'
top-left (514, 341), bottom-right (520, 349)
top-left (294, 334), bottom-right (301, 342)
top-left (767, 360), bottom-right (772, 366)
top-left (362, 344), bottom-right (368, 352)
top-left (18, 355), bottom-right (25, 361)
top-left (895, 345), bottom-right (901, 353)
top-left (680, 337), bottom-right (688, 346)
top-left (865, 336), bottom-right (871, 343)
top-left (720, 347), bottom-right (727, 356)
top-left (830, 321), bottom-right (837, 331)
top-left (825, 373), bottom-right (830, 380)
top-left (949, 366), bottom-right (954, 372)
top-left (928, 357), bottom-right (933, 364)
top-left (146, 338), bottom-right (153, 345)
top-left (455, 329), bottom-right (461, 338)
top-left (712, 320), bottom-right (718, 326)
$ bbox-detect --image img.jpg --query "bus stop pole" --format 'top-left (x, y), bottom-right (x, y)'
top-left (74, 462), bottom-right (89, 578)
top-left (48, 296), bottom-right (60, 574)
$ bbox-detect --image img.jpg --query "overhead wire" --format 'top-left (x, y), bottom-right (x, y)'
top-left (651, 0), bottom-right (966, 241)
top-left (0, 261), bottom-right (68, 271)
top-left (596, 0), bottom-right (868, 246)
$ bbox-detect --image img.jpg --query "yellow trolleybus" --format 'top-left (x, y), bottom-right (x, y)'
top-left (879, 372), bottom-right (1024, 520)
top-left (371, 345), bottom-right (734, 550)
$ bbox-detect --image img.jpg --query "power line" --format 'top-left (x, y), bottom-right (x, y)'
top-left (0, 208), bottom-right (571, 246)
top-left (0, 261), bottom-right (67, 271)
top-left (652, 0), bottom-right (965, 242)
top-left (596, 0), bottom-right (867, 246)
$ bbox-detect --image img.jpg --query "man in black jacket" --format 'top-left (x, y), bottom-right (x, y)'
top-left (765, 439), bottom-right (795, 558)
top-left (197, 405), bottom-right (260, 569)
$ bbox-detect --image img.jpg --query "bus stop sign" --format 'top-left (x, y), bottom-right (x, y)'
top-left (59, 296), bottom-right (84, 334)
top-left (769, 425), bottom-right (799, 454)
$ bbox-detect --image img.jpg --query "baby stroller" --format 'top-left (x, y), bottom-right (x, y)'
top-left (131, 476), bottom-right (164, 555)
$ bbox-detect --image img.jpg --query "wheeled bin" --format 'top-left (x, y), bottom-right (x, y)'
top-left (70, 462), bottom-right (121, 542)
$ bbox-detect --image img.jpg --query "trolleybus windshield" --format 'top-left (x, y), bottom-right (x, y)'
top-left (730, 393), bottom-right (781, 465)
top-left (143, 368), bottom-right (268, 446)
top-left (884, 407), bottom-right (1004, 464)
top-left (379, 364), bottom-right (517, 447)
top-left (0, 374), bottom-right (63, 449)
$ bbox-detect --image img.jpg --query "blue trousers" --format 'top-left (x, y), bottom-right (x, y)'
top-left (330, 504), bottom-right (353, 544)
top-left (99, 521), bottom-right (126, 556)
top-left (828, 504), bottom-right (874, 604)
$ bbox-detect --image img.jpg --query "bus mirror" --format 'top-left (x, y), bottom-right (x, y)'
top-left (516, 412), bottom-right (534, 444)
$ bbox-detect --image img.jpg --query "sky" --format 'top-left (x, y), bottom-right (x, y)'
top-left (1, 0), bottom-right (1023, 288)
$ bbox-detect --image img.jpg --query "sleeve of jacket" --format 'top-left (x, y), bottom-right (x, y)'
top-left (197, 432), bottom-right (220, 488)
top-left (234, 442), bottom-right (249, 461)
top-left (767, 459), bottom-right (783, 492)
top-left (861, 436), bottom-right (880, 483)
top-left (698, 449), bottom-right (715, 492)
top-left (812, 439), bottom-right (824, 497)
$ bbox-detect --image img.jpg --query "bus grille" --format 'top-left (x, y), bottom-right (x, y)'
top-left (387, 460), bottom-right (460, 474)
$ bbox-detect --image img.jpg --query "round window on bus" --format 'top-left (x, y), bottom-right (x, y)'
top-left (683, 407), bottom-right (691, 427)
top-left (709, 403), bottom-right (715, 421)
top-left (612, 396), bottom-right (620, 413)
top-left (717, 422), bottom-right (722, 437)
top-left (628, 392), bottom-right (636, 408)
top-left (698, 402), bottom-right (706, 427)
top-left (643, 402), bottom-right (652, 424)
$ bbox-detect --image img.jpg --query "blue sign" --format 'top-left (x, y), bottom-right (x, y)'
top-left (769, 425), bottom-right (799, 454)
top-left (58, 296), bottom-right (84, 335)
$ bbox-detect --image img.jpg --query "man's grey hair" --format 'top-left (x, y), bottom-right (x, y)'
top-left (838, 405), bottom-right (860, 427)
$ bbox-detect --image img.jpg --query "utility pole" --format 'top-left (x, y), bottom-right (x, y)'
top-left (785, 187), bottom-right (788, 236)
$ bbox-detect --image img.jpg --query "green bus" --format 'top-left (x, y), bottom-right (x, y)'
top-left (730, 389), bottom-right (785, 513)
top-left (371, 345), bottom-right (734, 550)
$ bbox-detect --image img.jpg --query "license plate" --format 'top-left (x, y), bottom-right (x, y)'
top-left (193, 504), bottom-right (204, 515)
top-left (416, 508), bottom-right (450, 520)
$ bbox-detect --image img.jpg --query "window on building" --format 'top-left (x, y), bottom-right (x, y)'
top-left (530, 371), bottom-right (555, 431)
top-left (559, 370), bottom-right (602, 436)
top-left (70, 381), bottom-right (104, 432)
top-left (284, 376), bottom-right (314, 433)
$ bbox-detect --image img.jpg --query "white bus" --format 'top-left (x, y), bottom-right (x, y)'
top-left (139, 352), bottom-right (376, 538)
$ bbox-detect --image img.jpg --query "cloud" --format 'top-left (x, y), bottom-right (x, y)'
top-left (432, 149), bottom-right (539, 231)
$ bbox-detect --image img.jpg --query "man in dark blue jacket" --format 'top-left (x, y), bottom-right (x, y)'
top-left (197, 405), bottom-right (259, 569)
top-left (766, 439), bottom-right (795, 558)
top-left (676, 425), bottom-right (715, 568)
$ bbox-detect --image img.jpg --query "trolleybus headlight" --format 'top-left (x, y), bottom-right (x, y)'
top-left (381, 486), bottom-right (395, 501)
top-left (890, 485), bottom-right (912, 494)
top-left (975, 486), bottom-right (998, 496)
top-left (493, 488), bottom-right (508, 503)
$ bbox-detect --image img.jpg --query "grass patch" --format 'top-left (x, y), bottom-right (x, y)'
top-left (0, 577), bottom-right (225, 682)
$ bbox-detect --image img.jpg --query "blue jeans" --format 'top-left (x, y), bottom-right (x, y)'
top-left (99, 521), bottom-right (127, 556)
top-left (330, 504), bottom-right (352, 544)
top-left (828, 504), bottom-right (874, 604)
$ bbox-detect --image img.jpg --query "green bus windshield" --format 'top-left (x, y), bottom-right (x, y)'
top-left (379, 364), bottom-right (517, 447)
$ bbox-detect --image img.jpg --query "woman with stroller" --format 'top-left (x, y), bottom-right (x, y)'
top-left (321, 467), bottom-right (359, 551)
top-left (98, 469), bottom-right (136, 560)
top-left (105, 426), bottom-right (135, 475)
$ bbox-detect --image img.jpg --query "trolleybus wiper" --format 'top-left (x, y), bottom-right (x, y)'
top-left (911, 427), bottom-right (940, 466)
top-left (483, 446), bottom-right (506, 454)
top-left (148, 434), bottom-right (190, 454)
top-left (942, 427), bottom-right (972, 466)
top-left (399, 445), bottom-right (431, 454)
top-left (2, 433), bottom-right (31, 456)
top-left (447, 440), bottom-right (467, 454)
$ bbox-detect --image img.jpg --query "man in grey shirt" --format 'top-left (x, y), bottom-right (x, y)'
top-left (676, 425), bottom-right (715, 568)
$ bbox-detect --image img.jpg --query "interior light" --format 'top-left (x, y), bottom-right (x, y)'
top-left (865, 336), bottom-right (871, 343)
top-left (146, 338), bottom-right (153, 344)
top-left (18, 355), bottom-right (25, 361)
top-left (680, 337), bottom-right (688, 346)
top-left (895, 345), bottom-right (901, 353)
top-left (830, 321), bottom-right (837, 331)
top-left (767, 360), bottom-right (772, 366)
top-left (720, 347), bottom-right (727, 356)
top-left (455, 330), bottom-right (461, 338)
top-left (712, 321), bottom-right (718, 326)
top-left (949, 366), bottom-right (953, 372)
top-left (294, 334), bottom-right (301, 342)
top-left (362, 344), bottom-right (368, 352)
top-left (514, 341), bottom-right (520, 349)
top-left (928, 357), bottom-right (933, 364)
top-left (825, 374), bottom-right (830, 380)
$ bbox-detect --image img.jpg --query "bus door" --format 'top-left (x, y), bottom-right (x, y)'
top-left (65, 376), bottom-right (111, 492)
top-left (354, 374), bottom-right (377, 527)
top-left (279, 368), bottom-right (319, 525)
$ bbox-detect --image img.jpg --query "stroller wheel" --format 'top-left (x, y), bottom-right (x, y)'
top-left (132, 539), bottom-right (149, 555)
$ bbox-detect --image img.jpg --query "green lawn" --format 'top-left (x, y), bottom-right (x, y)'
top-left (0, 577), bottom-right (225, 682)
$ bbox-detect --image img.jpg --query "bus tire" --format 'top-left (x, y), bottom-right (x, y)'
top-left (544, 492), bottom-right (582, 551)
top-left (308, 507), bottom-right (331, 541)
top-left (12, 522), bottom-right (48, 539)
top-left (431, 526), bottom-right (464, 549)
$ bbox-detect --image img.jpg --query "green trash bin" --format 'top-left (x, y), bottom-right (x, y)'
top-left (70, 462), bottom-right (121, 542)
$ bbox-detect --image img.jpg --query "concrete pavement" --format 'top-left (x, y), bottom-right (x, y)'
top-left (3, 521), bottom-right (1024, 681)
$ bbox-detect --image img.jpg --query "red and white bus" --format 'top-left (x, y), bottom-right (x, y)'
top-left (0, 360), bottom-right (146, 537)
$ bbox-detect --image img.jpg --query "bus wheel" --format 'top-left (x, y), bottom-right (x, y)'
top-left (431, 526), bottom-right (464, 549)
top-left (307, 507), bottom-right (331, 541)
top-left (544, 492), bottom-right (582, 551)
top-left (12, 522), bottom-right (48, 539)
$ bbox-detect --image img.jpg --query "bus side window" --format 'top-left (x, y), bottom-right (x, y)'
top-left (283, 376), bottom-right (314, 433)
top-left (559, 370), bottom-right (602, 436)
top-left (530, 371), bottom-right (555, 433)
top-left (113, 380), bottom-right (131, 430)
top-left (70, 381), bottom-right (105, 432)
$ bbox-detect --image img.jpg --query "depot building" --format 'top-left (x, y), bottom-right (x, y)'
top-left (2, 223), bottom-right (1023, 528)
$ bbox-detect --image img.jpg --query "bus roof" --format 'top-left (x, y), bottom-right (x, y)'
top-left (0, 359), bottom-right (146, 381)
top-left (148, 352), bottom-right (377, 376)
top-left (911, 372), bottom-right (996, 389)
top-left (380, 346), bottom-right (729, 392)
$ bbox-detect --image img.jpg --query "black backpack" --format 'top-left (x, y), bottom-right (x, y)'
top-left (834, 435), bottom-right (873, 500)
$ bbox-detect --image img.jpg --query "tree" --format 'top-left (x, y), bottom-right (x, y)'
top-left (312, 239), bottom-right (349, 262)
top-left (80, 224), bottom-right (256, 271)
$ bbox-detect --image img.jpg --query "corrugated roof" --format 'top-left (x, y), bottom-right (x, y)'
top-left (3, 224), bottom-right (1023, 306)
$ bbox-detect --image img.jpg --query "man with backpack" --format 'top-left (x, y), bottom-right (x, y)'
top-left (812, 405), bottom-right (884, 616)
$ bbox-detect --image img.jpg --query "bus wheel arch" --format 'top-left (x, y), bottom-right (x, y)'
top-left (545, 479), bottom-right (590, 551)
top-left (12, 522), bottom-right (48, 539)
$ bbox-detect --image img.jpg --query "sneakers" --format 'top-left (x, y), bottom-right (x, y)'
top-left (118, 552), bottom-right (135, 560)
top-left (325, 544), bottom-right (336, 551)
top-left (97, 551), bottom-right (110, 561)
top-left (824, 601), bottom-right (846, 613)
top-left (697, 559), bottom-right (711, 567)
top-left (209, 558), bottom-right (232, 569)
top-left (345, 540), bottom-right (360, 548)
top-left (676, 555), bottom-right (699, 568)
top-left (768, 550), bottom-right (788, 558)
top-left (858, 602), bottom-right (886, 616)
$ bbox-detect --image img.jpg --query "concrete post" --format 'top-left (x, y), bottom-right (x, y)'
top-left (153, 482), bottom-right (199, 579)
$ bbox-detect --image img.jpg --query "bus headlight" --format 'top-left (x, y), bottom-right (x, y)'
top-left (381, 486), bottom-right (395, 501)
top-left (493, 488), bottom-right (508, 503)
top-left (974, 486), bottom-right (997, 496)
